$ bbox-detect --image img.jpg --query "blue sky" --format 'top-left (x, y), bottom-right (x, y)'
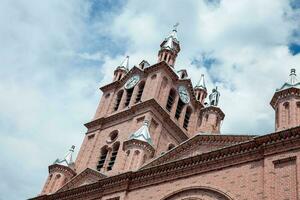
top-left (0, 0), bottom-right (300, 199)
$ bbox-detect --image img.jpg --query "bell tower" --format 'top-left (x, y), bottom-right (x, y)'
top-left (271, 68), bottom-right (300, 131)
top-left (158, 23), bottom-right (180, 67)
top-left (197, 87), bottom-right (224, 134)
top-left (39, 25), bottom-right (226, 195)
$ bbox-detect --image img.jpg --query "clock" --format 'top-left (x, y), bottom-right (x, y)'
top-left (124, 75), bottom-right (140, 89)
top-left (178, 85), bottom-right (190, 104)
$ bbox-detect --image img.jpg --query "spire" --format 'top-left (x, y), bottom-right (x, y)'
top-left (117, 56), bottom-right (129, 71)
top-left (195, 74), bottom-right (206, 90)
top-left (129, 120), bottom-right (153, 145)
top-left (161, 23), bottom-right (179, 51)
top-left (277, 68), bottom-right (300, 91)
top-left (53, 145), bottom-right (75, 167)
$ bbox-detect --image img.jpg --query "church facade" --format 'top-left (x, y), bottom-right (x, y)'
top-left (31, 26), bottom-right (300, 200)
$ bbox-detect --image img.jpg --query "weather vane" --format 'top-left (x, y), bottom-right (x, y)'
top-left (173, 22), bottom-right (179, 31)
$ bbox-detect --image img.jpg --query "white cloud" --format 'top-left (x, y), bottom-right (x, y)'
top-left (1, 0), bottom-right (300, 199)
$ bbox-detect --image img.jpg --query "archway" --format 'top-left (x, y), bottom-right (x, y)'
top-left (162, 187), bottom-right (233, 200)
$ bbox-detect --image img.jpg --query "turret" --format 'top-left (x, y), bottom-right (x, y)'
top-left (194, 74), bottom-right (207, 104)
top-left (270, 68), bottom-right (300, 131)
top-left (41, 146), bottom-right (76, 195)
top-left (158, 23), bottom-right (180, 67)
top-left (123, 120), bottom-right (155, 171)
top-left (113, 56), bottom-right (129, 81)
top-left (198, 87), bottom-right (224, 134)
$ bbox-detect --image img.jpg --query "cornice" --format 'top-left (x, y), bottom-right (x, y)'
top-left (200, 106), bottom-right (225, 120)
top-left (123, 139), bottom-right (155, 157)
top-left (84, 99), bottom-right (189, 142)
top-left (270, 87), bottom-right (300, 108)
top-left (48, 164), bottom-right (76, 177)
top-left (31, 126), bottom-right (300, 200)
top-left (142, 134), bottom-right (255, 168)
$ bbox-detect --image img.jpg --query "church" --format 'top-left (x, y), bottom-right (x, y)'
top-left (31, 26), bottom-right (300, 200)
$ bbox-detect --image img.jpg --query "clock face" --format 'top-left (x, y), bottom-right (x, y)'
top-left (124, 75), bottom-right (140, 89)
top-left (178, 85), bottom-right (190, 104)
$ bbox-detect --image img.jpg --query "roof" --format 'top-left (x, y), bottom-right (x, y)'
top-left (277, 68), bottom-right (300, 91)
top-left (129, 120), bottom-right (153, 145)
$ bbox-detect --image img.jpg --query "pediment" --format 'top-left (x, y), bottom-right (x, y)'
top-left (58, 168), bottom-right (106, 192)
top-left (142, 134), bottom-right (255, 169)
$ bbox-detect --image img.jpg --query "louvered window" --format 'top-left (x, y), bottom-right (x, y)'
top-left (97, 147), bottom-right (108, 171)
top-left (166, 89), bottom-right (176, 112)
top-left (183, 107), bottom-right (192, 130)
top-left (175, 98), bottom-right (184, 120)
top-left (113, 90), bottom-right (123, 111)
top-left (135, 82), bottom-right (145, 103)
top-left (124, 88), bottom-right (134, 107)
top-left (107, 142), bottom-right (120, 171)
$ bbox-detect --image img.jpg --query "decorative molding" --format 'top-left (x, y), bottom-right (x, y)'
top-left (30, 126), bottom-right (300, 200)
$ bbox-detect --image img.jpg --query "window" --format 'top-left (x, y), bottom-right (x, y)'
top-left (135, 82), bottom-right (145, 103)
top-left (107, 131), bottom-right (118, 143)
top-left (124, 88), bottom-right (134, 107)
top-left (175, 98), bottom-right (185, 120)
top-left (183, 106), bottom-right (192, 130)
top-left (283, 102), bottom-right (290, 125)
top-left (113, 90), bottom-right (124, 111)
top-left (97, 146), bottom-right (108, 171)
top-left (166, 89), bottom-right (176, 112)
top-left (107, 142), bottom-right (120, 171)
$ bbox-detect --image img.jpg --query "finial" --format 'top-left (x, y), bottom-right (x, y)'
top-left (209, 86), bottom-right (220, 106)
top-left (195, 74), bottom-right (206, 90)
top-left (290, 68), bottom-right (297, 85)
top-left (173, 22), bottom-right (179, 31)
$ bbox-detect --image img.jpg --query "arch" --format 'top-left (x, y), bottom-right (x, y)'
top-left (175, 98), bottom-right (185, 120)
top-left (296, 102), bottom-right (300, 124)
top-left (283, 102), bottom-right (290, 125)
top-left (107, 130), bottom-right (118, 143)
top-left (166, 88), bottom-right (176, 112)
top-left (151, 74), bottom-right (157, 80)
top-left (107, 142), bottom-right (120, 171)
top-left (161, 186), bottom-right (233, 200)
top-left (183, 106), bottom-right (192, 130)
top-left (113, 90), bottom-right (124, 111)
top-left (97, 145), bottom-right (109, 171)
top-left (124, 88), bottom-right (134, 107)
top-left (135, 81), bottom-right (145, 103)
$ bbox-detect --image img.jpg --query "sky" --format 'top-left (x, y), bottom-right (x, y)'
top-left (0, 0), bottom-right (300, 199)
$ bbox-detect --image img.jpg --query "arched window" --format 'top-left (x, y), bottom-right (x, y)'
top-left (113, 90), bottom-right (124, 111)
top-left (168, 143), bottom-right (175, 151)
top-left (166, 89), bottom-right (176, 112)
top-left (135, 82), bottom-right (145, 103)
top-left (183, 107), bottom-right (192, 130)
top-left (124, 88), bottom-right (134, 107)
top-left (97, 146), bottom-right (108, 171)
top-left (198, 113), bottom-right (203, 127)
top-left (175, 98), bottom-right (185, 120)
top-left (297, 102), bottom-right (300, 124)
top-left (107, 142), bottom-right (120, 171)
top-left (107, 131), bottom-right (118, 143)
top-left (283, 102), bottom-right (290, 125)
top-left (117, 73), bottom-right (122, 81)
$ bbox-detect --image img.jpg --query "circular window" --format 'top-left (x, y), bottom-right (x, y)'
top-left (107, 131), bottom-right (118, 143)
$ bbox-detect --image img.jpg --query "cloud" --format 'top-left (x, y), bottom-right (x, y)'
top-left (1, 0), bottom-right (300, 199)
